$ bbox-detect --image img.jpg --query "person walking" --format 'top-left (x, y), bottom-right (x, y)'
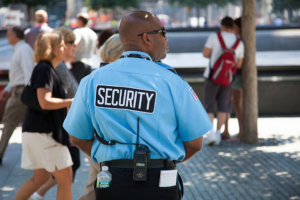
top-left (64, 11), bottom-right (212, 200)
top-left (71, 13), bottom-right (97, 83)
top-left (202, 16), bottom-right (244, 146)
top-left (78, 33), bottom-right (123, 200)
top-left (24, 10), bottom-right (53, 50)
top-left (0, 26), bottom-right (35, 165)
top-left (222, 17), bottom-right (244, 142)
top-left (14, 32), bottom-right (73, 200)
top-left (28, 27), bottom-right (80, 200)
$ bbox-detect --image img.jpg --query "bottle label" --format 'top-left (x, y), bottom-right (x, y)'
top-left (97, 180), bottom-right (111, 188)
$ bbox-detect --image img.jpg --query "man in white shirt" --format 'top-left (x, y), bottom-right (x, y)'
top-left (0, 27), bottom-right (35, 165)
top-left (202, 16), bottom-right (244, 146)
top-left (71, 13), bottom-right (97, 83)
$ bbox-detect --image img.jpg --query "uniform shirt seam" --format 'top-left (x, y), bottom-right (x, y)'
top-left (99, 69), bottom-right (185, 88)
top-left (79, 78), bottom-right (91, 115)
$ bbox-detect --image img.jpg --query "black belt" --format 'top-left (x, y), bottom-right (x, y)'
top-left (101, 159), bottom-right (175, 169)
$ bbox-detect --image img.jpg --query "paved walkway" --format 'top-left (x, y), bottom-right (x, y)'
top-left (0, 117), bottom-right (300, 200)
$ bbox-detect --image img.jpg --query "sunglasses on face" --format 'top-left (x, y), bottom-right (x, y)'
top-left (65, 41), bottom-right (75, 45)
top-left (138, 27), bottom-right (166, 37)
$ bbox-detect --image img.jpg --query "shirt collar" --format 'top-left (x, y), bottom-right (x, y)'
top-left (13, 40), bottom-right (25, 52)
top-left (122, 51), bottom-right (152, 62)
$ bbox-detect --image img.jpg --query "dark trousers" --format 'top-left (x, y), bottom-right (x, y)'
top-left (95, 167), bottom-right (182, 200)
top-left (71, 61), bottom-right (92, 84)
top-left (69, 146), bottom-right (81, 180)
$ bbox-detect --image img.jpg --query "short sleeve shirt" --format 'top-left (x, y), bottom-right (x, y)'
top-left (23, 61), bottom-right (69, 145)
top-left (64, 51), bottom-right (212, 163)
top-left (203, 31), bottom-right (244, 78)
top-left (55, 62), bottom-right (78, 98)
top-left (73, 27), bottom-right (98, 66)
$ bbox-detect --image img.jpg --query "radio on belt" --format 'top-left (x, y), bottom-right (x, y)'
top-left (133, 118), bottom-right (150, 181)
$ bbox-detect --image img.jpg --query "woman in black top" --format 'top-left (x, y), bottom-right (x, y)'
top-left (15, 32), bottom-right (73, 200)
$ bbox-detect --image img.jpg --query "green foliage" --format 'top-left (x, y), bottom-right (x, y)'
top-left (0, 0), bottom-right (59, 7)
top-left (168, 0), bottom-right (237, 8)
top-left (86, 0), bottom-right (139, 10)
top-left (272, 0), bottom-right (300, 12)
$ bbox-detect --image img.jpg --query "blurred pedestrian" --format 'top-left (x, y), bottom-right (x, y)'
top-left (202, 16), bottom-right (244, 146)
top-left (0, 26), bottom-right (35, 165)
top-left (71, 13), bottom-right (97, 83)
top-left (28, 27), bottom-right (80, 200)
top-left (14, 32), bottom-right (73, 200)
top-left (95, 29), bottom-right (114, 63)
top-left (223, 17), bottom-right (243, 142)
top-left (78, 33), bottom-right (123, 200)
top-left (24, 10), bottom-right (53, 50)
top-left (54, 27), bottom-right (79, 98)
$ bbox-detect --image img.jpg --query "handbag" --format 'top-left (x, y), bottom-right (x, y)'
top-left (21, 83), bottom-right (50, 114)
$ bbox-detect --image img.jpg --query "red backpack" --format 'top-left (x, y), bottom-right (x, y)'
top-left (209, 32), bottom-right (240, 86)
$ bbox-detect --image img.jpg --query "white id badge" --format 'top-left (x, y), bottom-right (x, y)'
top-left (159, 170), bottom-right (177, 187)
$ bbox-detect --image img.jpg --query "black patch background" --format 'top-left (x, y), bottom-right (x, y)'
top-left (95, 85), bottom-right (156, 113)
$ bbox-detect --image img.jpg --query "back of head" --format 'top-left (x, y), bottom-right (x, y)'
top-left (119, 11), bottom-right (161, 50)
top-left (118, 11), bottom-right (168, 62)
top-left (35, 10), bottom-right (48, 23)
top-left (54, 26), bottom-right (76, 42)
top-left (77, 13), bottom-right (89, 26)
top-left (221, 16), bottom-right (234, 29)
top-left (97, 29), bottom-right (114, 48)
top-left (100, 34), bottom-right (124, 63)
top-left (11, 26), bottom-right (24, 40)
top-left (34, 32), bottom-right (62, 63)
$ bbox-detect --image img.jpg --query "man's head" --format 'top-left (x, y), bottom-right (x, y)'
top-left (233, 17), bottom-right (242, 37)
top-left (119, 11), bottom-right (168, 62)
top-left (77, 13), bottom-right (89, 28)
top-left (220, 16), bottom-right (234, 32)
top-left (35, 10), bottom-right (48, 23)
top-left (6, 26), bottom-right (24, 45)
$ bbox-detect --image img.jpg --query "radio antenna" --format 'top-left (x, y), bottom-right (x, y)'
top-left (136, 117), bottom-right (140, 150)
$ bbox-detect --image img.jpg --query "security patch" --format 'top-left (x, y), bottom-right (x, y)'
top-left (95, 85), bottom-right (157, 113)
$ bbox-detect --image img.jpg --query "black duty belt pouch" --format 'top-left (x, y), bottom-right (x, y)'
top-left (94, 167), bottom-right (181, 200)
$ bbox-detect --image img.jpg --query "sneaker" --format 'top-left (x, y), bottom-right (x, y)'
top-left (206, 130), bottom-right (217, 146)
top-left (214, 130), bottom-right (221, 145)
top-left (27, 195), bottom-right (44, 200)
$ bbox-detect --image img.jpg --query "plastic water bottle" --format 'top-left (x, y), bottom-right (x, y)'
top-left (96, 166), bottom-right (112, 188)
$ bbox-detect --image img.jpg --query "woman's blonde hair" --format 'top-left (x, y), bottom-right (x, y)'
top-left (100, 34), bottom-right (123, 63)
top-left (34, 32), bottom-right (63, 63)
top-left (54, 26), bottom-right (76, 42)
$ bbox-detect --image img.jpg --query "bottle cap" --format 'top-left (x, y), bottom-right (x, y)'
top-left (102, 166), bottom-right (108, 171)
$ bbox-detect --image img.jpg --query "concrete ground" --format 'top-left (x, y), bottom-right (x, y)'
top-left (0, 117), bottom-right (299, 200)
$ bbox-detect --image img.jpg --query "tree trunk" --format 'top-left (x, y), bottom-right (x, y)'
top-left (196, 4), bottom-right (200, 27)
top-left (241, 0), bottom-right (258, 144)
top-left (28, 6), bottom-right (34, 26)
top-left (287, 7), bottom-right (293, 23)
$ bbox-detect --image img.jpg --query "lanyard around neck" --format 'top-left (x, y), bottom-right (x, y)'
top-left (120, 54), bottom-right (151, 61)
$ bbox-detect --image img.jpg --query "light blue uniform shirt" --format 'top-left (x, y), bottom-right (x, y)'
top-left (63, 51), bottom-right (212, 163)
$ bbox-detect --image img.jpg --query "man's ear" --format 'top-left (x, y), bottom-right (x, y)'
top-left (142, 33), bottom-right (152, 46)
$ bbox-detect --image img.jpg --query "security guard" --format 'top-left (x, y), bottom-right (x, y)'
top-left (63, 11), bottom-right (212, 200)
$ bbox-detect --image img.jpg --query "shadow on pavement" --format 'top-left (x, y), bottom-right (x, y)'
top-left (178, 137), bottom-right (300, 200)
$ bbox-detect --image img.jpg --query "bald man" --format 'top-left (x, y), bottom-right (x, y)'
top-left (64, 11), bottom-right (212, 200)
top-left (25, 10), bottom-right (53, 50)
